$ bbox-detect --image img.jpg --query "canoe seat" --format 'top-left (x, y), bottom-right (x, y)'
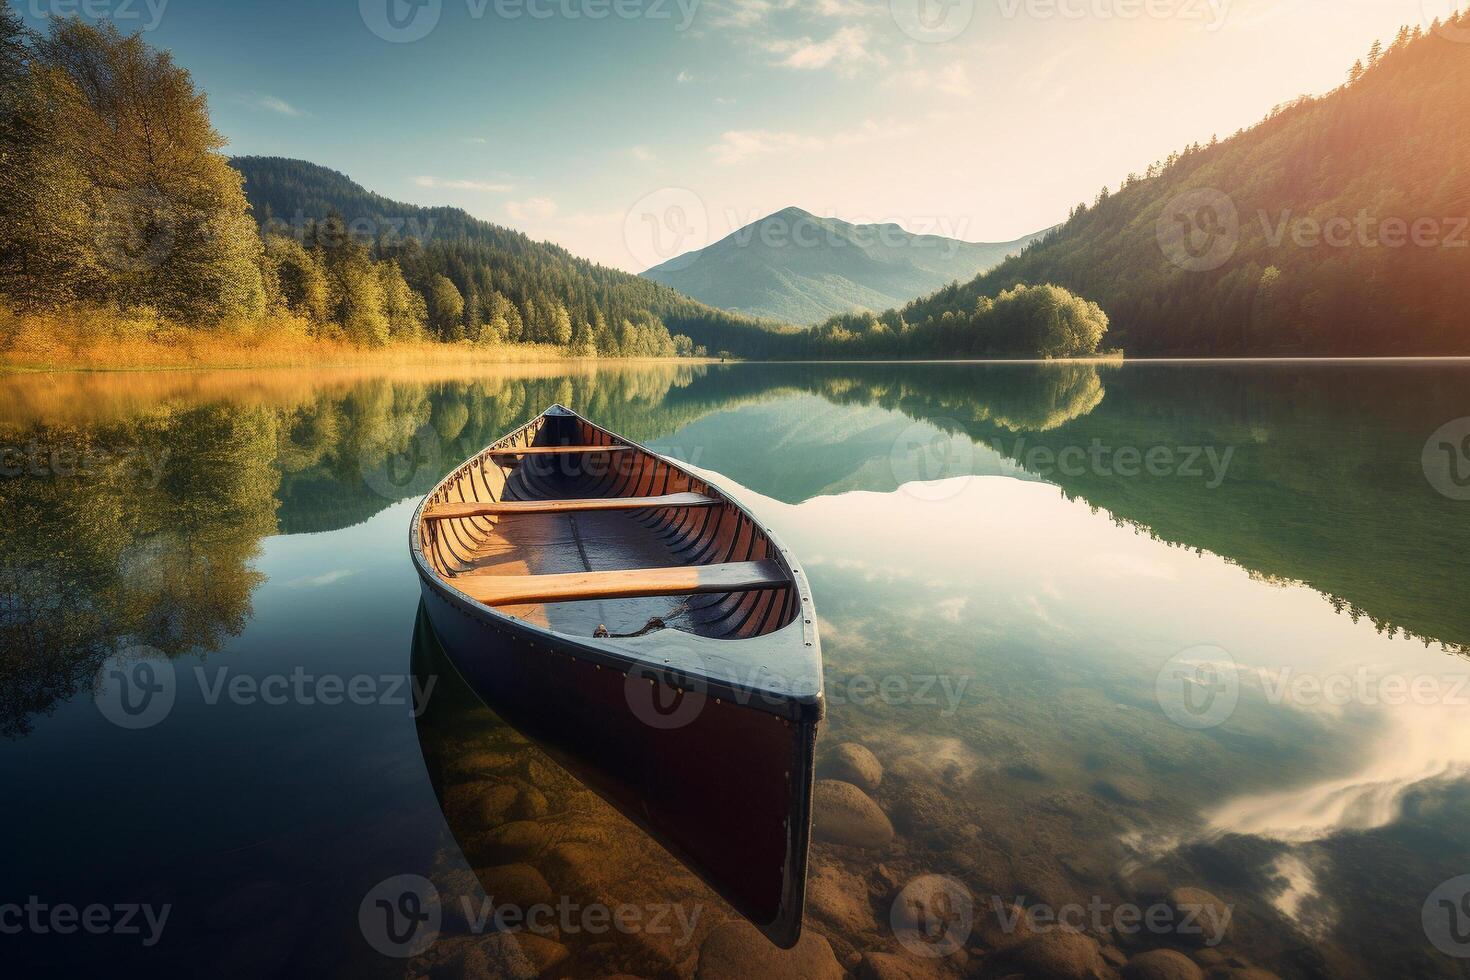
top-left (453, 559), bottom-right (789, 606)
top-left (488, 445), bottom-right (631, 456)
top-left (423, 492), bottom-right (719, 521)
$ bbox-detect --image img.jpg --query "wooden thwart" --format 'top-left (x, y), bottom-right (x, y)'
top-left (488, 445), bottom-right (631, 456)
top-left (424, 491), bottom-right (718, 521)
top-left (453, 559), bottom-right (789, 606)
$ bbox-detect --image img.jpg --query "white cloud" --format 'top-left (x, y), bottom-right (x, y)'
top-left (462, 136), bottom-right (488, 145)
top-left (240, 92), bottom-right (308, 117)
top-left (413, 176), bottom-right (514, 193)
top-left (710, 129), bottom-right (823, 165)
top-left (897, 62), bottom-right (973, 97)
top-left (705, 0), bottom-right (781, 28)
top-left (676, 70), bottom-right (695, 83)
top-left (715, 96), bottom-right (738, 105)
top-left (708, 116), bottom-right (919, 165)
top-left (505, 197), bottom-right (559, 222)
top-left (708, 0), bottom-right (881, 27)
top-left (286, 569), bottom-right (357, 588)
top-left (629, 145), bottom-right (657, 163)
top-left (766, 25), bottom-right (879, 72)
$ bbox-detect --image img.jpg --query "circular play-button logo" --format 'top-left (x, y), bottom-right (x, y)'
top-left (360, 0), bottom-right (442, 43)
top-left (359, 874), bottom-right (441, 958)
top-left (95, 646), bottom-right (176, 730)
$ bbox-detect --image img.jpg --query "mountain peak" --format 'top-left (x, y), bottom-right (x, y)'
top-left (643, 208), bottom-right (1048, 325)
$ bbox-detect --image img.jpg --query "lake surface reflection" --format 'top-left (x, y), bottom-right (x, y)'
top-left (2, 360), bottom-right (1468, 978)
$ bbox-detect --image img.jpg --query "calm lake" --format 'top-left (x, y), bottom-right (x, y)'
top-left (3, 360), bottom-right (1469, 979)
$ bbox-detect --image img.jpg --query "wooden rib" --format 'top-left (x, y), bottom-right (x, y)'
top-left (487, 445), bottom-right (632, 456)
top-left (424, 491), bottom-right (718, 521)
top-left (453, 559), bottom-right (789, 607)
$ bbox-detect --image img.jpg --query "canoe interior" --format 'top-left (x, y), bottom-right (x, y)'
top-left (419, 408), bottom-right (800, 640)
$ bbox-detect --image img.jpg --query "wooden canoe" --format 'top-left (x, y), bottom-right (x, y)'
top-left (410, 404), bottom-right (823, 948)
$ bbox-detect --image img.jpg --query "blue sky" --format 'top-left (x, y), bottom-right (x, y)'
top-left (14, 0), bottom-right (1442, 269)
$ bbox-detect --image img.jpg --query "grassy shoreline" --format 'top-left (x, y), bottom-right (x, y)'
top-left (0, 309), bottom-right (563, 371)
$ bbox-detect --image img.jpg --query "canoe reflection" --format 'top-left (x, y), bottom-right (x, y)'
top-left (411, 604), bottom-right (815, 968)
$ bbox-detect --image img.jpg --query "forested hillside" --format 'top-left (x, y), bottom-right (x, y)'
top-left (233, 156), bottom-right (798, 356)
top-left (0, 13), bottom-right (788, 362)
top-left (950, 20), bottom-right (1470, 355)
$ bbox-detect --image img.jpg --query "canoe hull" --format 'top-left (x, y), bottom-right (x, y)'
top-left (417, 578), bottom-right (819, 948)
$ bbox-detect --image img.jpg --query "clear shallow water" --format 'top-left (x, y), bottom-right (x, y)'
top-left (2, 360), bottom-right (1468, 978)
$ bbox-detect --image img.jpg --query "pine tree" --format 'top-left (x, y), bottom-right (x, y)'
top-left (549, 300), bottom-right (573, 346)
top-left (264, 234), bottom-right (330, 324)
top-left (428, 274), bottom-right (464, 340)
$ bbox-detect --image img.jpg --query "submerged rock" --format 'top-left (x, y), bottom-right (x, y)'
top-left (473, 863), bottom-right (555, 912)
top-left (808, 863), bottom-right (876, 933)
top-left (511, 786), bottom-right (550, 820)
top-left (1166, 887), bottom-right (1233, 947)
top-left (695, 918), bottom-right (843, 980)
top-left (1012, 930), bottom-right (1108, 980)
top-left (436, 933), bottom-right (568, 980)
top-left (977, 901), bottom-right (1034, 951)
top-left (480, 821), bottom-right (547, 863)
top-left (889, 874), bottom-right (973, 953)
top-left (820, 743), bottom-right (884, 793)
top-left (858, 950), bottom-right (946, 980)
top-left (450, 751), bottom-right (515, 778)
top-left (1124, 948), bottom-right (1204, 980)
top-left (814, 780), bottom-right (894, 849)
top-left (434, 869), bottom-right (487, 933)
